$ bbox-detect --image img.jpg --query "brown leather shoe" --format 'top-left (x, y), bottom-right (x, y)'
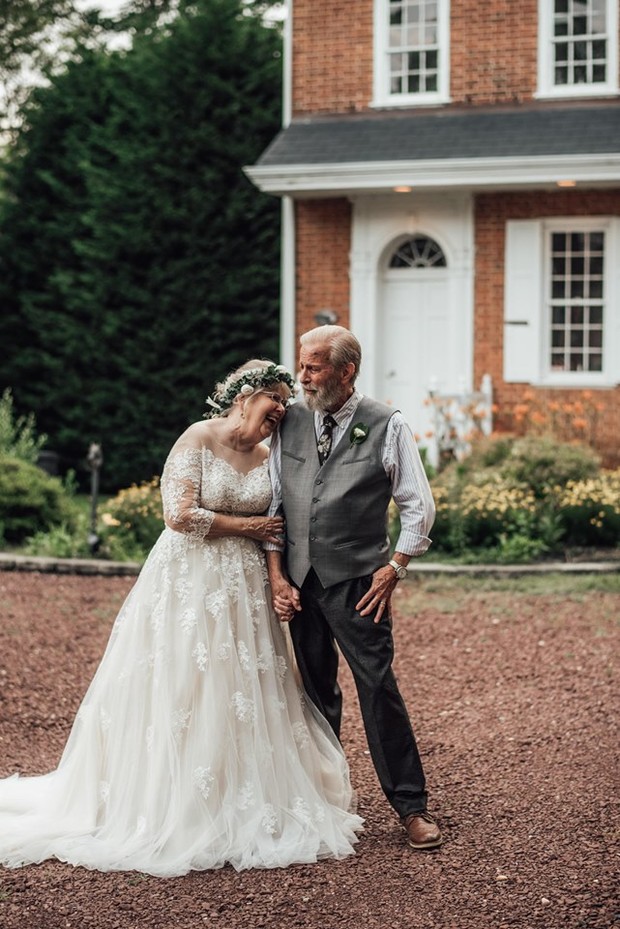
top-left (402, 811), bottom-right (443, 849)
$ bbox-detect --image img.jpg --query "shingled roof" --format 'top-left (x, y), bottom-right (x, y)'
top-left (246, 103), bottom-right (620, 195)
top-left (257, 104), bottom-right (620, 166)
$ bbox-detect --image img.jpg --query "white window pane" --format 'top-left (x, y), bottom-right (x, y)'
top-left (547, 229), bottom-right (606, 374)
top-left (382, 0), bottom-right (447, 98)
top-left (406, 25), bottom-right (423, 45)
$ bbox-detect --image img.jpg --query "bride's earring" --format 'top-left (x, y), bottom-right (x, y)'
top-left (234, 395), bottom-right (246, 419)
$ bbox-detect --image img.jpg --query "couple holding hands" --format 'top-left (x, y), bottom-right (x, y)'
top-left (0, 325), bottom-right (440, 876)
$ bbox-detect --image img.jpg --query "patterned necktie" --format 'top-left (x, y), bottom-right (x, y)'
top-left (317, 414), bottom-right (337, 465)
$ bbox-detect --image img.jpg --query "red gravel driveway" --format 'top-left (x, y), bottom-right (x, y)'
top-left (0, 570), bottom-right (617, 929)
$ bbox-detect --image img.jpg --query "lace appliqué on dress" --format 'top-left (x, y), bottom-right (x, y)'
top-left (161, 448), bottom-right (216, 540)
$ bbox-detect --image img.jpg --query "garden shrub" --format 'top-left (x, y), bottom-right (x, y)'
top-left (499, 435), bottom-right (600, 499)
top-left (435, 434), bottom-right (599, 497)
top-left (429, 435), bottom-right (613, 560)
top-left (0, 388), bottom-right (47, 464)
top-left (556, 469), bottom-right (620, 547)
top-left (431, 476), bottom-right (545, 558)
top-left (494, 532), bottom-right (550, 564)
top-left (0, 454), bottom-right (77, 543)
top-left (23, 515), bottom-right (92, 559)
top-left (100, 478), bottom-right (163, 561)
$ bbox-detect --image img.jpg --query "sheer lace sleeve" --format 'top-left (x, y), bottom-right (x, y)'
top-left (160, 427), bottom-right (215, 539)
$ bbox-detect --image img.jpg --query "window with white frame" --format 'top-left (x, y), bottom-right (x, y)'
top-left (504, 218), bottom-right (620, 387)
top-left (549, 230), bottom-right (604, 373)
top-left (373, 0), bottom-right (450, 106)
top-left (537, 0), bottom-right (619, 98)
top-left (389, 235), bottom-right (447, 268)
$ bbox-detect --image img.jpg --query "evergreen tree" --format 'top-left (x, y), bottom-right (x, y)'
top-left (0, 0), bottom-right (282, 489)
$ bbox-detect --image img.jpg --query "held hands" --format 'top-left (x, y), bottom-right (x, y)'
top-left (271, 576), bottom-right (301, 624)
top-left (243, 516), bottom-right (285, 545)
top-left (356, 566), bottom-right (399, 623)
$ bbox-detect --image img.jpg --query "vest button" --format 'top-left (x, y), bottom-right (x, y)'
top-left (312, 497), bottom-right (318, 503)
top-left (315, 479), bottom-right (323, 485)
top-left (310, 517), bottom-right (317, 522)
top-left (309, 535), bottom-right (316, 541)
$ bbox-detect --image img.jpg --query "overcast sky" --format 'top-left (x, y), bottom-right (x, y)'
top-left (75, 0), bottom-right (130, 13)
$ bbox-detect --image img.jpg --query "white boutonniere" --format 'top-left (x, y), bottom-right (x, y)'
top-left (349, 422), bottom-right (369, 446)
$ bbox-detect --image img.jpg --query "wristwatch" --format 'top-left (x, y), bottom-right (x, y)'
top-left (388, 559), bottom-right (408, 580)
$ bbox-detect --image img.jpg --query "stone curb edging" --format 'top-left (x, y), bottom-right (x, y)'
top-left (0, 553), bottom-right (142, 576)
top-left (0, 552), bottom-right (618, 578)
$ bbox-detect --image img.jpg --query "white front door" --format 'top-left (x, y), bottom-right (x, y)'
top-left (378, 268), bottom-right (453, 440)
top-left (349, 193), bottom-right (474, 463)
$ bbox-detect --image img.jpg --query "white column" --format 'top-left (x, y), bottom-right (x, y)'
top-left (280, 196), bottom-right (296, 372)
top-left (349, 199), bottom-right (378, 397)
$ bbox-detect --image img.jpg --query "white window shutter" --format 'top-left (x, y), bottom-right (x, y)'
top-left (607, 218), bottom-right (620, 385)
top-left (503, 220), bottom-right (543, 383)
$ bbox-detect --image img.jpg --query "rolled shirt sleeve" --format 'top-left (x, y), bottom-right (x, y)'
top-left (384, 412), bottom-right (435, 556)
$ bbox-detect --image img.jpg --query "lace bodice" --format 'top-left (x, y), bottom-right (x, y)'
top-left (161, 445), bottom-right (272, 539)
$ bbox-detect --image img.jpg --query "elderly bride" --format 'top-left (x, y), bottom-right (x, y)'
top-left (0, 360), bottom-right (362, 876)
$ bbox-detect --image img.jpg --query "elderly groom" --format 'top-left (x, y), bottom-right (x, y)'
top-left (266, 325), bottom-right (442, 850)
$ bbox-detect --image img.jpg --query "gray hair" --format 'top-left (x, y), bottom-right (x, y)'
top-left (300, 325), bottom-right (361, 383)
top-left (204, 359), bottom-right (295, 419)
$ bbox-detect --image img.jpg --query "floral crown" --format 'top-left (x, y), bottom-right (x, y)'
top-left (204, 363), bottom-right (296, 419)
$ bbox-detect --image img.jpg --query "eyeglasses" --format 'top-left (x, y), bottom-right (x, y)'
top-left (262, 391), bottom-right (289, 408)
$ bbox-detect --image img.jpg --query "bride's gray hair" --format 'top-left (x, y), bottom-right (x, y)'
top-left (204, 359), bottom-right (295, 419)
top-left (300, 325), bottom-right (361, 383)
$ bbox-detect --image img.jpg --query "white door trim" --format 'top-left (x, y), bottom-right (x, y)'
top-left (349, 192), bottom-right (475, 432)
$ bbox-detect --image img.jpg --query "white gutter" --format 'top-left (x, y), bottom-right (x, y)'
top-left (245, 152), bottom-right (620, 197)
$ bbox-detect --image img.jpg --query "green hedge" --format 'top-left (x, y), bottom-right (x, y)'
top-left (0, 454), bottom-right (77, 543)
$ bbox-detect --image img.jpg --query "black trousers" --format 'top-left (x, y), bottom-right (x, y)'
top-left (290, 568), bottom-right (427, 818)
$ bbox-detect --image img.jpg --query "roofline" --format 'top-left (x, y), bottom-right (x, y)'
top-left (244, 153), bottom-right (620, 197)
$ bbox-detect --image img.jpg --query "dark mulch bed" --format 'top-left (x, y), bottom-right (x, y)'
top-left (0, 571), bottom-right (618, 929)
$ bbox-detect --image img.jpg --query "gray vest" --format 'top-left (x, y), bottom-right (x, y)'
top-left (280, 397), bottom-right (395, 588)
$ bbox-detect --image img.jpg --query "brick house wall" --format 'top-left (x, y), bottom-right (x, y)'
top-left (295, 189), bottom-right (620, 467)
top-left (291, 0), bottom-right (620, 114)
top-left (450, 1), bottom-right (538, 104)
top-left (283, 0), bottom-right (620, 467)
top-left (295, 200), bottom-right (352, 342)
top-left (292, 3), bottom-right (373, 114)
top-left (475, 190), bottom-right (620, 467)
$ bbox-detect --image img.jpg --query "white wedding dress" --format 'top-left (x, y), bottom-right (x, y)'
top-left (0, 431), bottom-right (362, 876)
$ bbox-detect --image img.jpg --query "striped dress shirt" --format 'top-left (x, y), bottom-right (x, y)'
top-left (266, 390), bottom-right (435, 557)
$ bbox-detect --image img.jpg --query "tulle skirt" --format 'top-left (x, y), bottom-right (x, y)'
top-left (0, 529), bottom-right (362, 875)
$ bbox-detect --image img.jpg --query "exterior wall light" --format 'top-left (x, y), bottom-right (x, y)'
top-left (314, 309), bottom-right (339, 325)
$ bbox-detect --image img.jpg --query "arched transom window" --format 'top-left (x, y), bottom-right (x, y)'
top-left (389, 236), bottom-right (447, 268)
